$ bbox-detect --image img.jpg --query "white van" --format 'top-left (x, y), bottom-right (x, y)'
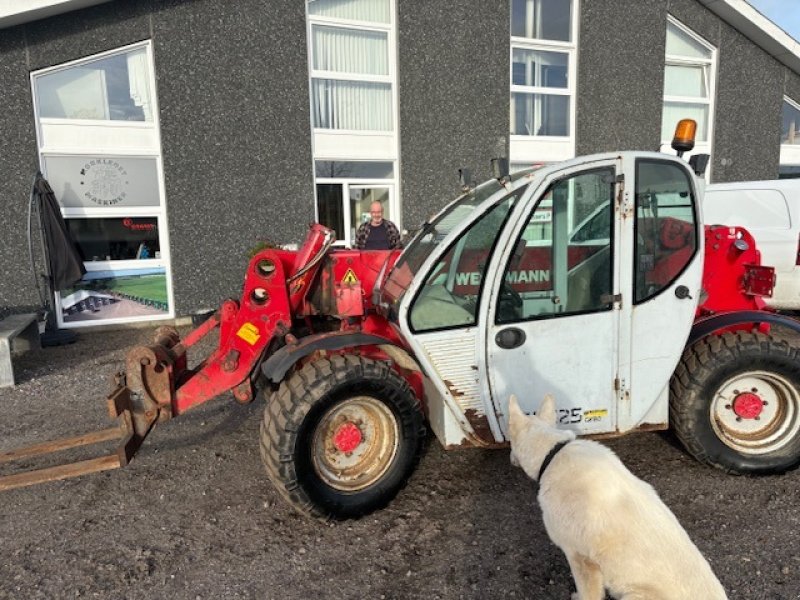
top-left (703, 179), bottom-right (800, 310)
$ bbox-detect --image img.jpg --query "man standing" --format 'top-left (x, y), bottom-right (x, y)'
top-left (354, 201), bottom-right (402, 250)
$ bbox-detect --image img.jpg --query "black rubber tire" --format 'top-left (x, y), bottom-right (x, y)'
top-left (259, 354), bottom-right (426, 519)
top-left (670, 332), bottom-right (800, 474)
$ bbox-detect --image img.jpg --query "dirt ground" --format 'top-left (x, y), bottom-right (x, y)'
top-left (1, 326), bottom-right (799, 600)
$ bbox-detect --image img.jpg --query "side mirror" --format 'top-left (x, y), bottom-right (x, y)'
top-left (689, 154), bottom-right (710, 176)
top-left (491, 158), bottom-right (510, 183)
top-left (458, 168), bottom-right (473, 192)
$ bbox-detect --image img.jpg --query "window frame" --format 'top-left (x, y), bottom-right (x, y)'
top-left (509, 0), bottom-right (579, 164)
top-left (33, 44), bottom-right (155, 125)
top-left (632, 157), bottom-right (700, 306)
top-left (314, 159), bottom-right (399, 246)
top-left (30, 40), bottom-right (175, 329)
top-left (495, 165), bottom-right (617, 324)
top-left (780, 96), bottom-right (800, 171)
top-left (661, 16), bottom-right (717, 150)
top-left (306, 4), bottom-right (397, 135)
top-left (307, 1), bottom-right (402, 245)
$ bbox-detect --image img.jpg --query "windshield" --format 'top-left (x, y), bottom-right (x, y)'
top-left (381, 168), bottom-right (539, 310)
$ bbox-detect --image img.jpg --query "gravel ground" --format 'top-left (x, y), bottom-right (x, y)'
top-left (1, 326), bottom-right (799, 600)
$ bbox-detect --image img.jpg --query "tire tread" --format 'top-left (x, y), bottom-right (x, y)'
top-left (259, 355), bottom-right (426, 519)
top-left (670, 331), bottom-right (800, 474)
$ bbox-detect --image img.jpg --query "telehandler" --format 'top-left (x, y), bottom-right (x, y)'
top-left (3, 120), bottom-right (800, 519)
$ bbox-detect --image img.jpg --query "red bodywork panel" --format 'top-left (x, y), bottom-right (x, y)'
top-left (309, 249), bottom-right (400, 317)
top-left (697, 225), bottom-right (774, 316)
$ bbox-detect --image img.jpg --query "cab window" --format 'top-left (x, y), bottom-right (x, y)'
top-left (409, 188), bottom-right (524, 332)
top-left (497, 167), bottom-right (616, 324)
top-left (634, 160), bottom-right (697, 303)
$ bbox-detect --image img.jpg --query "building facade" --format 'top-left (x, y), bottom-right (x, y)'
top-left (1, 0), bottom-right (800, 326)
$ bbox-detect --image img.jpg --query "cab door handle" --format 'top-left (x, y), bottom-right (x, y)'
top-left (495, 328), bottom-right (526, 349)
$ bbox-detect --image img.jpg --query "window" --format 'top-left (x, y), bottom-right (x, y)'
top-left (32, 42), bottom-right (173, 328)
top-left (570, 202), bottom-right (611, 244)
top-left (781, 97), bottom-right (800, 145)
top-left (66, 217), bottom-right (161, 261)
top-left (314, 160), bottom-right (396, 246)
top-left (35, 47), bottom-right (153, 122)
top-left (308, 0), bottom-right (394, 131)
top-left (661, 18), bottom-right (716, 148)
top-left (511, 48), bottom-right (568, 136)
top-left (634, 160), bottom-right (697, 304)
top-left (780, 97), bottom-right (800, 174)
top-left (510, 0), bottom-right (577, 164)
top-left (499, 167), bottom-right (615, 323)
top-left (511, 0), bottom-right (571, 41)
top-left (409, 189), bottom-right (523, 332)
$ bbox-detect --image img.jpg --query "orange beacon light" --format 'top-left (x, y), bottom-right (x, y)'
top-left (671, 119), bottom-right (697, 157)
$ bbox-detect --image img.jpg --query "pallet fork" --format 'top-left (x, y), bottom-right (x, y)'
top-left (0, 384), bottom-right (140, 491)
top-left (0, 324), bottom-right (194, 492)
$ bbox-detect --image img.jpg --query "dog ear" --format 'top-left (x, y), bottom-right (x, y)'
top-left (537, 394), bottom-right (557, 425)
top-left (508, 394), bottom-right (525, 420)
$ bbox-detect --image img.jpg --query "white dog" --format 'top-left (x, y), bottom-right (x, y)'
top-left (508, 394), bottom-right (727, 600)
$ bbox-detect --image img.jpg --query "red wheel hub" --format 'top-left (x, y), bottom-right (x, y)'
top-left (732, 392), bottom-right (764, 419)
top-left (333, 422), bottom-right (362, 453)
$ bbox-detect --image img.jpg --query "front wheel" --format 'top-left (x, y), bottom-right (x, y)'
top-left (260, 355), bottom-right (426, 519)
top-left (670, 332), bottom-right (800, 474)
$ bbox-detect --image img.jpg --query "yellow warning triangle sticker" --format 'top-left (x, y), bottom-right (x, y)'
top-left (341, 268), bottom-right (359, 285)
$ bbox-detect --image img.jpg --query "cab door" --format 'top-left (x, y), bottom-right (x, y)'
top-left (485, 159), bottom-right (622, 436)
top-left (616, 156), bottom-right (703, 431)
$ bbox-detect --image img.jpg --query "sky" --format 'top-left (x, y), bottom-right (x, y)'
top-left (747, 0), bottom-right (800, 42)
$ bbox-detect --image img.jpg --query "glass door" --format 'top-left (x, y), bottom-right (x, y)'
top-left (314, 160), bottom-right (397, 247)
top-left (348, 185), bottom-right (391, 243)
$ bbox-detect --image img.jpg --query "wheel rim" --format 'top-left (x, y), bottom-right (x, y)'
top-left (311, 396), bottom-right (399, 492)
top-left (710, 370), bottom-right (800, 455)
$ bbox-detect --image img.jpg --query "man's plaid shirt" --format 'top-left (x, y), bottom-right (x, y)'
top-left (354, 219), bottom-right (403, 249)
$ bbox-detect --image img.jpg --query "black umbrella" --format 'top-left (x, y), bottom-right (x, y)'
top-left (32, 172), bottom-right (86, 290)
top-left (27, 171), bottom-right (85, 345)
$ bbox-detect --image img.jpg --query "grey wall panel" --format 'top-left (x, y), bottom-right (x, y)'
top-left (712, 25), bottom-right (782, 182)
top-left (153, 0), bottom-right (313, 313)
top-left (576, 0), bottom-right (667, 156)
top-left (0, 29), bottom-right (40, 317)
top-left (25, 1), bottom-right (150, 70)
top-left (397, 0), bottom-right (509, 231)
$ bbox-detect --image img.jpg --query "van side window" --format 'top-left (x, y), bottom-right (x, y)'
top-left (634, 160), bottom-right (697, 304)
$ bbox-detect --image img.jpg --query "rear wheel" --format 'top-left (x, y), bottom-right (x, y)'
top-left (260, 355), bottom-right (426, 519)
top-left (670, 332), bottom-right (800, 473)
